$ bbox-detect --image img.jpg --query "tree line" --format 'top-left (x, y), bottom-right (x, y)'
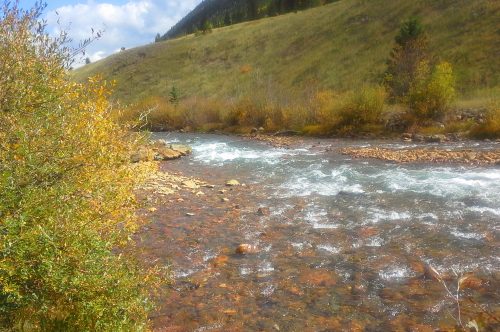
top-left (159, 0), bottom-right (339, 41)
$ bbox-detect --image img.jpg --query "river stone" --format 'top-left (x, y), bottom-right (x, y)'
top-left (169, 144), bottom-right (192, 156)
top-left (155, 146), bottom-right (183, 160)
top-left (226, 179), bottom-right (240, 186)
top-left (424, 134), bottom-right (446, 143)
top-left (182, 180), bottom-right (199, 189)
top-left (235, 244), bottom-right (258, 254)
top-left (412, 134), bottom-right (425, 142)
top-left (257, 207), bottom-right (270, 216)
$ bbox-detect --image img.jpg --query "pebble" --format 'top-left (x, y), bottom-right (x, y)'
top-left (226, 179), bottom-right (240, 186)
top-left (257, 207), bottom-right (271, 216)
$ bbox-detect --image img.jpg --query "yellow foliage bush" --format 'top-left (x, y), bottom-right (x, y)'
top-left (0, 3), bottom-right (164, 330)
top-left (408, 61), bottom-right (455, 122)
top-left (470, 108), bottom-right (500, 139)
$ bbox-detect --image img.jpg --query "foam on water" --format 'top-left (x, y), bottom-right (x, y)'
top-left (191, 140), bottom-right (318, 166)
top-left (379, 167), bottom-right (500, 205)
top-left (379, 265), bottom-right (414, 281)
top-left (367, 208), bottom-right (411, 223)
top-left (468, 206), bottom-right (500, 217)
top-left (317, 244), bottom-right (342, 254)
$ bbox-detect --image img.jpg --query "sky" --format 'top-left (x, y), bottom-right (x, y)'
top-left (19, 1), bottom-right (202, 66)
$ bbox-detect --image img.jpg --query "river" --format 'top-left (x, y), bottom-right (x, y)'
top-left (142, 133), bottom-right (499, 331)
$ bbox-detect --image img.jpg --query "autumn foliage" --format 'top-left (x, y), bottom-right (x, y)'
top-left (0, 2), bottom-right (162, 330)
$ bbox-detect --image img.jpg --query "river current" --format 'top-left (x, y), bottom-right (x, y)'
top-left (145, 133), bottom-right (499, 331)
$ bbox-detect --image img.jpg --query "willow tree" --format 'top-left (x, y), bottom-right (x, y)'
top-left (0, 1), bottom-right (164, 330)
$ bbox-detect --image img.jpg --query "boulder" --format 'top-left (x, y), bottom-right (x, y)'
top-left (385, 112), bottom-right (409, 132)
top-left (169, 144), bottom-right (192, 156)
top-left (412, 134), bottom-right (425, 142)
top-left (425, 134), bottom-right (447, 143)
top-left (148, 141), bottom-right (192, 161)
top-left (155, 146), bottom-right (183, 160)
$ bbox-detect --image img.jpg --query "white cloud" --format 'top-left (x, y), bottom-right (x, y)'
top-left (46, 0), bottom-right (201, 67)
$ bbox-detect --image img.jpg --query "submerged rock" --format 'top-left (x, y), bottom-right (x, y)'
top-left (235, 244), bottom-right (259, 254)
top-left (257, 207), bottom-right (271, 216)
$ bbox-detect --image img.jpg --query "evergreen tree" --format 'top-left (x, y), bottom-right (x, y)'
top-left (169, 85), bottom-right (180, 105)
top-left (224, 11), bottom-right (232, 26)
top-left (248, 0), bottom-right (258, 19)
top-left (384, 17), bottom-right (428, 101)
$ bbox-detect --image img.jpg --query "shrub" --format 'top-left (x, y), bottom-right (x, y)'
top-left (0, 3), bottom-right (164, 330)
top-left (469, 108), bottom-right (500, 139)
top-left (335, 86), bottom-right (387, 131)
top-left (120, 96), bottom-right (179, 130)
top-left (408, 61), bottom-right (455, 122)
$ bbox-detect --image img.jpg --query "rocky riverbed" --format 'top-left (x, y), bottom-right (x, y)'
top-left (342, 147), bottom-right (500, 165)
top-left (136, 133), bottom-right (499, 331)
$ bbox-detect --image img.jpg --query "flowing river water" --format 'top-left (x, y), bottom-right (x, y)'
top-left (141, 133), bottom-right (499, 331)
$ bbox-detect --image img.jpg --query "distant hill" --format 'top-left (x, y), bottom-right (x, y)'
top-left (161, 0), bottom-right (338, 40)
top-left (75, 0), bottom-right (499, 104)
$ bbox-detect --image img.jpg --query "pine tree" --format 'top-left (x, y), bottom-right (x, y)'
top-left (224, 11), bottom-right (232, 26)
top-left (169, 85), bottom-right (180, 105)
top-left (384, 18), bottom-right (428, 101)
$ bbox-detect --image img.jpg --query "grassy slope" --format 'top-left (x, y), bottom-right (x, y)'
top-left (75, 0), bottom-right (500, 104)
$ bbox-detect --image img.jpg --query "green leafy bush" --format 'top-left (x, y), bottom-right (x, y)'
top-left (0, 3), bottom-right (164, 330)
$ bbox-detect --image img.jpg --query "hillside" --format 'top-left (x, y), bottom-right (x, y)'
top-left (161, 0), bottom-right (338, 40)
top-left (75, 0), bottom-right (500, 105)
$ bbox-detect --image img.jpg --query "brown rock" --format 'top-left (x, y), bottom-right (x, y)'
top-left (299, 269), bottom-right (337, 287)
top-left (235, 244), bottom-right (259, 254)
top-left (459, 275), bottom-right (483, 290)
top-left (210, 255), bottom-right (229, 267)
